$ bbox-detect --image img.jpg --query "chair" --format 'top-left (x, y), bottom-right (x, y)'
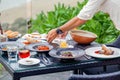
top-left (69, 65), bottom-right (120, 80)
top-left (69, 69), bottom-right (120, 80)
top-left (82, 65), bottom-right (120, 74)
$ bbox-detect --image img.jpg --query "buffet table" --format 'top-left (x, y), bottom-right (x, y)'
top-left (0, 41), bottom-right (120, 80)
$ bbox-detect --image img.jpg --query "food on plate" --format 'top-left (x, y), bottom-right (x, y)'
top-left (24, 34), bottom-right (41, 39)
top-left (4, 30), bottom-right (20, 39)
top-left (27, 32), bottom-right (41, 38)
top-left (36, 45), bottom-right (49, 50)
top-left (2, 48), bottom-right (7, 51)
top-left (1, 44), bottom-right (16, 51)
top-left (60, 40), bottom-right (68, 48)
top-left (22, 33), bottom-right (47, 44)
top-left (25, 59), bottom-right (33, 64)
top-left (95, 44), bottom-right (114, 55)
top-left (40, 33), bottom-right (47, 39)
top-left (22, 32), bottom-right (42, 44)
top-left (61, 52), bottom-right (73, 57)
top-left (4, 30), bottom-right (13, 34)
top-left (31, 32), bottom-right (40, 35)
top-left (29, 34), bottom-right (41, 38)
top-left (22, 40), bottom-right (31, 45)
top-left (7, 31), bottom-right (19, 38)
top-left (26, 36), bottom-right (40, 43)
top-left (1, 45), bottom-right (12, 51)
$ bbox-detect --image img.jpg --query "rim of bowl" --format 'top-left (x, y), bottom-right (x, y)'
top-left (70, 30), bottom-right (97, 38)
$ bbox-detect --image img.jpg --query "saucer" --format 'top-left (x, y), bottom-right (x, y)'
top-left (18, 58), bottom-right (40, 66)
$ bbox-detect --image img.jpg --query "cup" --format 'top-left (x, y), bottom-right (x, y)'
top-left (18, 49), bottom-right (30, 59)
top-left (7, 46), bottom-right (18, 62)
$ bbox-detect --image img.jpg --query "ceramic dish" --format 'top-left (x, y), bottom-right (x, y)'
top-left (18, 58), bottom-right (40, 66)
top-left (8, 34), bottom-right (21, 41)
top-left (85, 47), bottom-right (120, 59)
top-left (0, 41), bottom-right (25, 57)
top-left (25, 42), bottom-right (53, 53)
top-left (0, 41), bottom-right (24, 51)
top-left (49, 48), bottom-right (85, 59)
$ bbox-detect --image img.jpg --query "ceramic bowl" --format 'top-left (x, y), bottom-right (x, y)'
top-left (70, 30), bottom-right (97, 44)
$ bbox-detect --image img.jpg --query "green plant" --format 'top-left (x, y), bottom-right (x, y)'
top-left (0, 64), bottom-right (2, 69)
top-left (28, 3), bottom-right (79, 34)
top-left (29, 0), bottom-right (120, 44)
top-left (0, 64), bottom-right (3, 75)
top-left (79, 11), bottom-right (120, 44)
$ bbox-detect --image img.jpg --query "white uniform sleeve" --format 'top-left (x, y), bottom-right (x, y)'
top-left (77, 0), bottom-right (106, 20)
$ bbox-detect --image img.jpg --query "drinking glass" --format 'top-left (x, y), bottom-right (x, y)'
top-left (0, 34), bottom-right (7, 42)
top-left (18, 49), bottom-right (30, 59)
top-left (7, 46), bottom-right (18, 62)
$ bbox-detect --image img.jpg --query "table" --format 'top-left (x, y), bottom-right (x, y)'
top-left (1, 41), bottom-right (120, 80)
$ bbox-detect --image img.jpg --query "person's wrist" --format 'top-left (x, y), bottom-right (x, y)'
top-left (56, 28), bottom-right (63, 34)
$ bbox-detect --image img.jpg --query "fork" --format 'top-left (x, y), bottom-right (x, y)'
top-left (83, 54), bottom-right (92, 60)
top-left (39, 53), bottom-right (51, 65)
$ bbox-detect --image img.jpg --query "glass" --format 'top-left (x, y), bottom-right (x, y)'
top-left (0, 34), bottom-right (7, 42)
top-left (7, 46), bottom-right (18, 62)
top-left (18, 49), bottom-right (30, 59)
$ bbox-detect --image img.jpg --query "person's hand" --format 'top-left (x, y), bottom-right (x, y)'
top-left (47, 29), bottom-right (58, 43)
top-left (58, 31), bottom-right (68, 39)
top-left (47, 28), bottom-right (68, 43)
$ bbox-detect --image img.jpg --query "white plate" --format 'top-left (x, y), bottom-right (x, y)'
top-left (21, 34), bottom-right (47, 40)
top-left (85, 47), bottom-right (120, 59)
top-left (18, 58), bottom-right (40, 66)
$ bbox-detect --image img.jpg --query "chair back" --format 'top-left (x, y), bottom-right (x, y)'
top-left (69, 70), bottom-right (120, 80)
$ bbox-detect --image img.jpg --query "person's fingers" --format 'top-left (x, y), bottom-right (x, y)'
top-left (47, 29), bottom-right (57, 43)
top-left (47, 34), bottom-right (55, 43)
top-left (47, 33), bottom-right (53, 43)
top-left (61, 31), bottom-right (68, 38)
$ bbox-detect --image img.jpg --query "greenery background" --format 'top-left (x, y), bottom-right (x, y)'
top-left (2, 0), bottom-right (119, 44)
top-left (28, 0), bottom-right (120, 44)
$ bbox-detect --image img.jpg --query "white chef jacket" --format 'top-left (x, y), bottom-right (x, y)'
top-left (77, 0), bottom-right (120, 30)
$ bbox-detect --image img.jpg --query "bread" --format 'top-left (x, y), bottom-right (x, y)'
top-left (4, 30), bottom-right (20, 39)
top-left (101, 44), bottom-right (113, 55)
top-left (4, 30), bottom-right (13, 34)
top-left (26, 36), bottom-right (40, 43)
top-left (30, 32), bottom-right (41, 38)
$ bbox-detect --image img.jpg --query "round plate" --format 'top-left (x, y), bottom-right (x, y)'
top-left (0, 41), bottom-right (25, 51)
top-left (49, 48), bottom-right (85, 59)
top-left (85, 47), bottom-right (120, 59)
top-left (25, 42), bottom-right (53, 53)
top-left (18, 58), bottom-right (40, 66)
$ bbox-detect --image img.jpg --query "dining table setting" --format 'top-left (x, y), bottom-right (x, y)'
top-left (1, 29), bottom-right (120, 80)
top-left (0, 30), bottom-right (89, 65)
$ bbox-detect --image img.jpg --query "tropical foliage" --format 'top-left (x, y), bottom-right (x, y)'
top-left (29, 0), bottom-right (120, 44)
